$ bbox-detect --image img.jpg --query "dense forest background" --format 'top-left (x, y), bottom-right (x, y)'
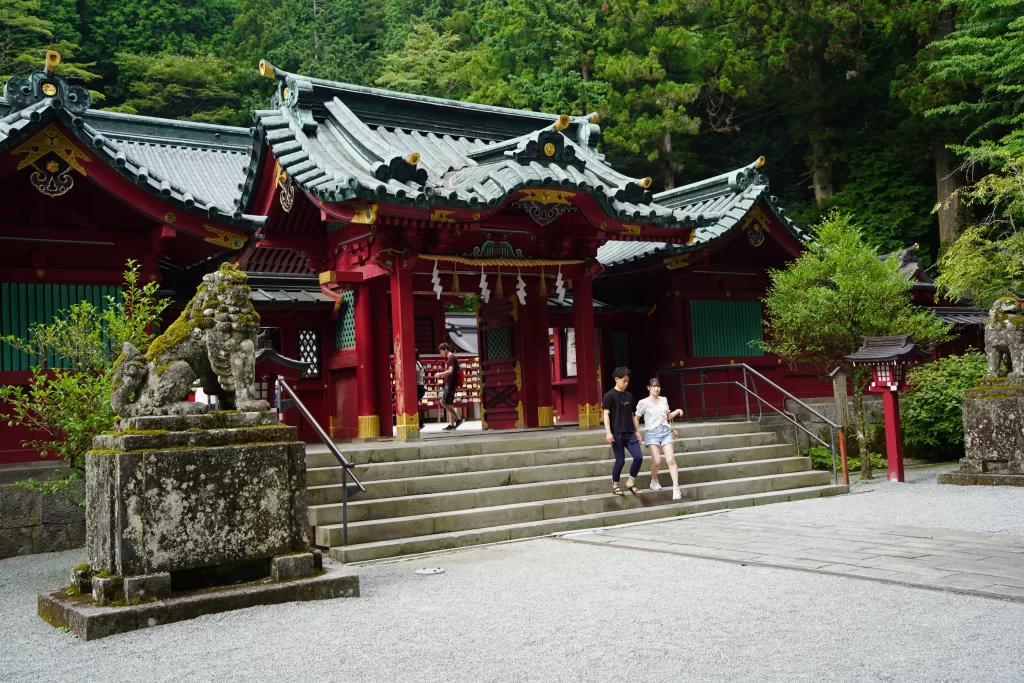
top-left (2, 0), bottom-right (1022, 267)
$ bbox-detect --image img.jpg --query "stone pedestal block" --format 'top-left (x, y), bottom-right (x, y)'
top-left (123, 573), bottom-right (172, 602)
top-left (940, 379), bottom-right (1024, 486)
top-left (271, 553), bottom-right (315, 581)
top-left (86, 411), bottom-right (308, 579)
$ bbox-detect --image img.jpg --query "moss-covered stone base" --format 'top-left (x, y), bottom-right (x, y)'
top-left (38, 567), bottom-right (359, 640)
top-left (937, 472), bottom-right (1024, 487)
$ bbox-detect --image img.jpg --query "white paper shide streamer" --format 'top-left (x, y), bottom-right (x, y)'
top-left (431, 260), bottom-right (442, 299)
top-left (515, 271), bottom-right (527, 305)
top-left (479, 267), bottom-right (491, 303)
top-left (555, 266), bottom-right (566, 303)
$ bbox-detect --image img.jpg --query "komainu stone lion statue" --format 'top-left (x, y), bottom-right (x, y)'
top-left (985, 297), bottom-right (1024, 378)
top-left (111, 263), bottom-right (270, 416)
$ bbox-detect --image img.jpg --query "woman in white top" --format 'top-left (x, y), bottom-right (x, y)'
top-left (634, 377), bottom-right (684, 499)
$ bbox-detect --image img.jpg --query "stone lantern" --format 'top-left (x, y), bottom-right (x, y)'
top-left (845, 335), bottom-right (924, 482)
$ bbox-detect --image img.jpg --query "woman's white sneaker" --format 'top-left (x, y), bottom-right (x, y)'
top-left (649, 479), bottom-right (663, 491)
top-left (672, 487), bottom-right (681, 500)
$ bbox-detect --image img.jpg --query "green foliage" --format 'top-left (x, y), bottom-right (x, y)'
top-left (760, 210), bottom-right (952, 478)
top-left (934, 146), bottom-right (1024, 306)
top-left (901, 351), bottom-right (987, 459)
top-left (804, 444), bottom-right (885, 473)
top-left (109, 53), bottom-right (255, 124)
top-left (0, 261), bottom-right (167, 496)
top-left (376, 23), bottom-right (470, 98)
top-left (0, 0), bottom-right (99, 88)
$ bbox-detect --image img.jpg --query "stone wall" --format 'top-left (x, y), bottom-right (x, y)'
top-left (0, 485), bottom-right (85, 559)
top-left (757, 396), bottom-right (884, 455)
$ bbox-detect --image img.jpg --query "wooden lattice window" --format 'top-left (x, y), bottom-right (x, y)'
top-left (298, 329), bottom-right (321, 379)
top-left (333, 291), bottom-right (355, 350)
top-left (485, 327), bottom-right (511, 360)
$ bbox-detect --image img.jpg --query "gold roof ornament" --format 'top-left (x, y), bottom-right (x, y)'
top-left (555, 114), bottom-right (570, 131)
top-left (639, 177), bottom-right (653, 189)
top-left (259, 60), bottom-right (276, 79)
top-left (755, 155), bottom-right (766, 168)
top-left (406, 153), bottom-right (420, 165)
top-left (45, 51), bottom-right (61, 73)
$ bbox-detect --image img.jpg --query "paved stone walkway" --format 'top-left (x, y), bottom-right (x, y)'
top-left (561, 512), bottom-right (1024, 602)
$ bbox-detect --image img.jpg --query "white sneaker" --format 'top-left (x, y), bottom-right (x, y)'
top-left (649, 479), bottom-right (663, 491)
top-left (672, 487), bottom-right (681, 500)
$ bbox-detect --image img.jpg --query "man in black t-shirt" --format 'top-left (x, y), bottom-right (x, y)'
top-left (602, 366), bottom-right (643, 496)
top-left (437, 343), bottom-right (464, 431)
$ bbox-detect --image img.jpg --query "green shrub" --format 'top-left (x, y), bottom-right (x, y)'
top-left (901, 352), bottom-right (987, 460)
top-left (804, 445), bottom-right (885, 473)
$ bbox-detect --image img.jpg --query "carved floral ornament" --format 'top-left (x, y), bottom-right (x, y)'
top-left (741, 204), bottom-right (772, 248)
top-left (11, 124), bottom-right (91, 198)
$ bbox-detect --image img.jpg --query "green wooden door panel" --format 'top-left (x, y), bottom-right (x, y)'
top-left (1, 283), bottom-right (122, 371)
top-left (689, 299), bottom-right (764, 358)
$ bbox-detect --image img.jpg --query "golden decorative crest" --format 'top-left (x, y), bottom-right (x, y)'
top-left (429, 209), bottom-right (456, 224)
top-left (514, 361), bottom-right (523, 391)
top-left (543, 142), bottom-right (556, 157)
top-left (164, 212), bottom-right (176, 224)
top-left (741, 204), bottom-right (772, 248)
top-left (350, 203), bottom-right (378, 224)
top-left (663, 254), bottom-right (689, 270)
top-left (620, 223), bottom-right (641, 236)
top-left (203, 225), bottom-right (246, 250)
top-left (12, 124), bottom-right (90, 175)
top-left (519, 189), bottom-right (575, 205)
top-left (276, 162), bottom-right (294, 213)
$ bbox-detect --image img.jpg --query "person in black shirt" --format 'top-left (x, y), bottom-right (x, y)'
top-left (437, 343), bottom-right (464, 431)
top-left (602, 366), bottom-right (643, 496)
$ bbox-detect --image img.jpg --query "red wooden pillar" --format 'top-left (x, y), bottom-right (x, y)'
top-left (882, 390), bottom-right (906, 482)
top-left (354, 283), bottom-right (379, 440)
top-left (390, 265), bottom-right (420, 440)
top-left (572, 270), bottom-right (601, 429)
top-left (371, 278), bottom-right (393, 438)
top-left (532, 293), bottom-right (554, 427)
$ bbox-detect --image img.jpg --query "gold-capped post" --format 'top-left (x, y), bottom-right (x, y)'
top-left (45, 51), bottom-right (61, 73)
top-left (406, 153), bottom-right (420, 165)
top-left (755, 155), bottom-right (766, 168)
top-left (555, 114), bottom-right (570, 131)
top-left (258, 60), bottom-right (276, 79)
top-left (639, 177), bottom-right (653, 189)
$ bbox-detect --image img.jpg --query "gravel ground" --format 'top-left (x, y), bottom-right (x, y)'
top-left (4, 536), bottom-right (1024, 682)
top-left (725, 463), bottom-right (1024, 537)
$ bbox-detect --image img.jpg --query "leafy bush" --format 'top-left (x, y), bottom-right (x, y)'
top-left (804, 445), bottom-right (884, 473)
top-left (0, 261), bottom-right (167, 503)
top-left (901, 352), bottom-right (988, 460)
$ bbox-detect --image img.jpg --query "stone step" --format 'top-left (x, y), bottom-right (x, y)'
top-left (314, 470), bottom-right (833, 546)
top-left (306, 430), bottom-right (778, 482)
top-left (92, 424), bottom-right (297, 453)
top-left (307, 446), bottom-right (800, 506)
top-left (303, 421), bottom-right (761, 469)
top-left (326, 484), bottom-right (849, 563)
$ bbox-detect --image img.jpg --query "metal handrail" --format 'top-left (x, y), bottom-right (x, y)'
top-left (657, 364), bottom-right (850, 485)
top-left (275, 378), bottom-right (364, 547)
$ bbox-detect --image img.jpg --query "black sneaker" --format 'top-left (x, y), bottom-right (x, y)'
top-left (454, 418), bottom-right (465, 429)
top-left (443, 424), bottom-right (456, 431)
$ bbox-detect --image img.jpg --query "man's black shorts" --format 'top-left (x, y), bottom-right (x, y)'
top-left (441, 386), bottom-right (457, 405)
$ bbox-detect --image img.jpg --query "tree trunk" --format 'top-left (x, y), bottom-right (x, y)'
top-left (851, 377), bottom-right (872, 480)
top-left (662, 131), bottom-right (675, 190)
top-left (808, 62), bottom-right (833, 205)
top-left (934, 142), bottom-right (967, 246)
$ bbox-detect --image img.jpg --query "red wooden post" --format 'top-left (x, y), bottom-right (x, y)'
top-left (354, 283), bottom-right (379, 440)
top-left (881, 389), bottom-right (905, 482)
top-left (371, 279), bottom-right (393, 438)
top-left (533, 292), bottom-right (554, 427)
top-left (390, 266), bottom-right (420, 440)
top-left (572, 270), bottom-right (601, 429)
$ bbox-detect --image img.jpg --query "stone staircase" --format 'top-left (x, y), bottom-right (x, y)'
top-left (306, 422), bottom-right (848, 563)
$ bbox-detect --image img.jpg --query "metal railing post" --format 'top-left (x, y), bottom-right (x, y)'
top-left (342, 467), bottom-right (349, 547)
top-left (829, 426), bottom-right (838, 485)
top-left (743, 366), bottom-right (750, 422)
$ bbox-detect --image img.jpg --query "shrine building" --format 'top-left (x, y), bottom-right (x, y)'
top-left (0, 55), bottom-right (982, 461)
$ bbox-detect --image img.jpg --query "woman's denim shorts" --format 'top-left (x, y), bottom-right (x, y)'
top-left (643, 425), bottom-right (674, 447)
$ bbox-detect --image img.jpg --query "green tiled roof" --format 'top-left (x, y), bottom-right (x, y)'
top-left (1, 68), bottom-right (264, 233)
top-left (239, 63), bottom-right (713, 229)
top-left (597, 158), bottom-right (809, 268)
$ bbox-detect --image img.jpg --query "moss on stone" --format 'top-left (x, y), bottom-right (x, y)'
top-left (113, 429), bottom-right (169, 437)
top-left (73, 562), bottom-right (91, 572)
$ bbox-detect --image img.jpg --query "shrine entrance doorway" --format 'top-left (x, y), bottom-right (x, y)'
top-left (477, 297), bottom-right (522, 430)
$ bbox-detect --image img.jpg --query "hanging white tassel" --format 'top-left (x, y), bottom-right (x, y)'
top-left (555, 266), bottom-right (567, 303)
top-left (431, 260), bottom-right (442, 299)
top-left (515, 270), bottom-right (527, 305)
top-left (479, 267), bottom-right (491, 303)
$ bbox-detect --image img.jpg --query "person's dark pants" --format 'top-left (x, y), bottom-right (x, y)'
top-left (611, 432), bottom-right (643, 483)
top-left (417, 384), bottom-right (426, 401)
